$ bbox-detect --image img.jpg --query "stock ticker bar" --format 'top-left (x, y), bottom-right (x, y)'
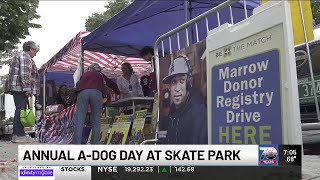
top-left (91, 145), bottom-right (302, 180)
top-left (91, 166), bottom-right (301, 180)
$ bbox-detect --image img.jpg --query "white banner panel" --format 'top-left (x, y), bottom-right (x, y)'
top-left (19, 145), bottom-right (258, 166)
top-left (206, 1), bottom-right (302, 145)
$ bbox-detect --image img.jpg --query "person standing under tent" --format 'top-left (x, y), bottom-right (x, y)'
top-left (5, 41), bottom-right (40, 143)
top-left (160, 56), bottom-right (208, 144)
top-left (140, 73), bottom-right (151, 97)
top-left (73, 63), bottom-right (119, 144)
top-left (116, 62), bottom-right (143, 99)
top-left (140, 46), bottom-right (157, 96)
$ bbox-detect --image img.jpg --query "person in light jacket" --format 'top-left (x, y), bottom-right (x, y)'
top-left (116, 63), bottom-right (143, 99)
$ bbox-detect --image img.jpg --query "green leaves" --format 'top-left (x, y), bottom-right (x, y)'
top-left (85, 0), bottom-right (130, 32)
top-left (312, 1), bottom-right (320, 25)
top-left (0, 0), bottom-right (40, 86)
top-left (0, 0), bottom-right (41, 53)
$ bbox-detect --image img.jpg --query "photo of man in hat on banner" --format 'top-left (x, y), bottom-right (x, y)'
top-left (158, 41), bottom-right (207, 144)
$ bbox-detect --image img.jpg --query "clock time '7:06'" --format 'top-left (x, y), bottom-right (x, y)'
top-left (283, 150), bottom-right (297, 156)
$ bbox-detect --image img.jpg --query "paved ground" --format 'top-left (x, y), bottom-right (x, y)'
top-left (0, 132), bottom-right (319, 180)
top-left (300, 130), bottom-right (320, 180)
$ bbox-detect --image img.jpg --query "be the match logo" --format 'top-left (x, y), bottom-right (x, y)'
top-left (223, 46), bottom-right (232, 58)
top-left (259, 145), bottom-right (278, 166)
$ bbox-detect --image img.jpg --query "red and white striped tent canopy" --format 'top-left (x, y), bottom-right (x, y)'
top-left (39, 31), bottom-right (151, 79)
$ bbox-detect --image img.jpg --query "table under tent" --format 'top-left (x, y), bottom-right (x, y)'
top-left (37, 31), bottom-right (153, 144)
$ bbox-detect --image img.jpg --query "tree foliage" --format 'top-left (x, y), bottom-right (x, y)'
top-left (0, 49), bottom-right (17, 87)
top-left (0, 0), bottom-right (41, 53)
top-left (0, 49), bottom-right (17, 65)
top-left (311, 1), bottom-right (320, 25)
top-left (85, 0), bottom-right (130, 32)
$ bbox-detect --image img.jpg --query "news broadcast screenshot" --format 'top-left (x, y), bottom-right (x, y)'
top-left (1, 0), bottom-right (318, 180)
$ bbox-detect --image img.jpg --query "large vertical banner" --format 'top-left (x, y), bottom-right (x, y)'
top-left (212, 48), bottom-right (281, 144)
top-left (158, 41), bottom-right (208, 144)
top-left (207, 1), bottom-right (302, 144)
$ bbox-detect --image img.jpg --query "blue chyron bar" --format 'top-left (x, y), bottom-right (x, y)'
top-left (91, 145), bottom-right (302, 180)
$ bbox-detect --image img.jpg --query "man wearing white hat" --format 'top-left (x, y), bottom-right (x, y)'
top-left (161, 56), bottom-right (208, 144)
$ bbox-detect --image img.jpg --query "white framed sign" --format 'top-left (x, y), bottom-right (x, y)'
top-left (206, 1), bottom-right (302, 145)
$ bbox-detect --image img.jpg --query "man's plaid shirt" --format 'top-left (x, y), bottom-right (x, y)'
top-left (5, 51), bottom-right (40, 95)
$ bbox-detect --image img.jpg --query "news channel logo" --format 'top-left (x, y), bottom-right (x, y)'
top-left (258, 145), bottom-right (279, 166)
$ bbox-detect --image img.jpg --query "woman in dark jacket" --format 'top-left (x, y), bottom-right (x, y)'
top-left (73, 63), bottom-right (119, 144)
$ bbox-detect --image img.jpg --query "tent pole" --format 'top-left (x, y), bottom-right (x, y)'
top-left (154, 46), bottom-right (160, 140)
top-left (184, 0), bottom-right (188, 47)
top-left (189, 0), bottom-right (194, 44)
top-left (184, 0), bottom-right (188, 23)
top-left (80, 45), bottom-right (84, 76)
top-left (42, 68), bottom-right (47, 114)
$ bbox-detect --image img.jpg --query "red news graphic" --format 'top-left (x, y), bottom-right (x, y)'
top-left (259, 146), bottom-right (278, 165)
